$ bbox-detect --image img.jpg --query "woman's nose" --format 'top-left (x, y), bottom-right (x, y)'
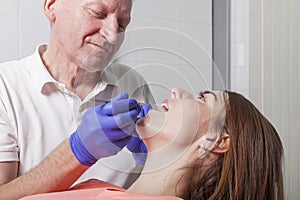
top-left (171, 88), bottom-right (183, 99)
top-left (171, 88), bottom-right (193, 99)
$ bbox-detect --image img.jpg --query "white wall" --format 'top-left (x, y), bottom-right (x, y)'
top-left (0, 0), bottom-right (50, 62)
top-left (232, 0), bottom-right (300, 199)
top-left (260, 0), bottom-right (300, 198)
top-left (114, 0), bottom-right (212, 103)
top-left (0, 1), bottom-right (212, 105)
top-left (230, 0), bottom-right (250, 98)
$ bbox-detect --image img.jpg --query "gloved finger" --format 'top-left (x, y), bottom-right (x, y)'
top-left (119, 123), bottom-right (136, 136)
top-left (142, 104), bottom-right (152, 113)
top-left (112, 106), bottom-right (141, 128)
top-left (128, 134), bottom-right (147, 153)
top-left (111, 92), bottom-right (129, 101)
top-left (112, 136), bottom-right (132, 149)
top-left (137, 103), bottom-right (152, 120)
top-left (99, 99), bottom-right (139, 115)
top-left (140, 140), bottom-right (147, 153)
top-left (100, 107), bottom-right (140, 130)
top-left (112, 99), bottom-right (140, 115)
top-left (126, 136), bottom-right (142, 153)
top-left (104, 124), bottom-right (135, 141)
top-left (132, 152), bottom-right (147, 166)
top-left (87, 138), bottom-right (122, 159)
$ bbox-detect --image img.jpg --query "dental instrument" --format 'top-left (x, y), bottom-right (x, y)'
top-left (93, 98), bottom-right (146, 105)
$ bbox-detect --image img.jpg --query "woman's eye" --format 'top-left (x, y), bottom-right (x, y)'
top-left (197, 92), bottom-right (206, 101)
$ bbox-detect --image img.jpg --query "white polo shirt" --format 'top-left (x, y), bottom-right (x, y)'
top-left (0, 45), bottom-right (155, 187)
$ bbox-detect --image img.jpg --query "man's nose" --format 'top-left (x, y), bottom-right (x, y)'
top-left (100, 17), bottom-right (119, 44)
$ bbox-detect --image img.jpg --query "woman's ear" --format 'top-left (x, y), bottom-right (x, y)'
top-left (44, 0), bottom-right (57, 22)
top-left (211, 132), bottom-right (230, 154)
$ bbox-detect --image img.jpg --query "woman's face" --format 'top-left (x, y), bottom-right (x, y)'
top-left (137, 88), bottom-right (227, 154)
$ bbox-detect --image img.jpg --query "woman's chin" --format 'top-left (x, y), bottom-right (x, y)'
top-left (136, 115), bottom-right (150, 127)
top-left (136, 110), bottom-right (166, 139)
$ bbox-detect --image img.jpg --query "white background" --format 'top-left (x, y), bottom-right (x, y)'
top-left (231, 0), bottom-right (300, 198)
top-left (0, 0), bottom-right (213, 104)
top-left (1, 0), bottom-right (298, 199)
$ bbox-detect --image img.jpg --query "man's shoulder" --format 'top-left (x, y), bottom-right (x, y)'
top-left (105, 63), bottom-right (155, 104)
top-left (107, 63), bottom-right (146, 82)
top-left (0, 59), bottom-right (22, 71)
top-left (0, 54), bottom-right (36, 90)
top-left (0, 54), bottom-right (34, 75)
top-left (108, 63), bottom-right (139, 75)
top-left (0, 60), bottom-right (24, 83)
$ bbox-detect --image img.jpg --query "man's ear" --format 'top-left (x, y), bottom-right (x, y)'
top-left (44, 0), bottom-right (57, 22)
top-left (211, 132), bottom-right (230, 154)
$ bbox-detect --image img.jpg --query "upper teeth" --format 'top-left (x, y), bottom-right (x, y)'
top-left (161, 103), bottom-right (169, 112)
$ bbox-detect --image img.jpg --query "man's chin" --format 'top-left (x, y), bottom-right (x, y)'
top-left (80, 59), bottom-right (109, 72)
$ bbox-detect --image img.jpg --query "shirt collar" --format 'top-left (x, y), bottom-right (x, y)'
top-left (85, 64), bottom-right (119, 100)
top-left (100, 63), bottom-right (119, 87)
top-left (22, 44), bottom-right (58, 92)
top-left (24, 44), bottom-right (119, 95)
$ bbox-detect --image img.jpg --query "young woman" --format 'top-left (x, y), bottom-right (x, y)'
top-left (21, 88), bottom-right (284, 200)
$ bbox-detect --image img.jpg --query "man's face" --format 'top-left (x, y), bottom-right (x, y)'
top-left (51, 0), bottom-right (132, 71)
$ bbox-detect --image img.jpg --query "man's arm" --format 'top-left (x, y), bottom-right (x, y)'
top-left (0, 161), bottom-right (18, 186)
top-left (0, 139), bottom-right (89, 200)
top-left (0, 93), bottom-right (141, 199)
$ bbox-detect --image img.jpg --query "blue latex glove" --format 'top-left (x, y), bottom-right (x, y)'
top-left (70, 92), bottom-right (141, 166)
top-left (126, 104), bottom-right (152, 165)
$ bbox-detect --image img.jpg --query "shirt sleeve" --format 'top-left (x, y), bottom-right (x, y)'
top-left (123, 66), bottom-right (156, 106)
top-left (141, 82), bottom-right (156, 105)
top-left (0, 96), bottom-right (19, 162)
top-left (107, 63), bottom-right (156, 106)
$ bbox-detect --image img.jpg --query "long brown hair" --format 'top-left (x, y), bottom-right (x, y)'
top-left (180, 91), bottom-right (284, 200)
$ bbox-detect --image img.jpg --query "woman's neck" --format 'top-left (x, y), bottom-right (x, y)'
top-left (127, 161), bottom-right (185, 197)
top-left (127, 147), bottom-right (194, 197)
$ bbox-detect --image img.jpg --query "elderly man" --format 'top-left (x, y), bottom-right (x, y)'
top-left (0, 0), bottom-right (154, 199)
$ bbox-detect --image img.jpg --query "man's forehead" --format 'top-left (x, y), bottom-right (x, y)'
top-left (82, 0), bottom-right (132, 12)
top-left (82, 0), bottom-right (132, 6)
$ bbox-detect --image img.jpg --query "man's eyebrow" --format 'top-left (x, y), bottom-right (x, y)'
top-left (202, 90), bottom-right (218, 101)
top-left (83, 1), bottom-right (107, 9)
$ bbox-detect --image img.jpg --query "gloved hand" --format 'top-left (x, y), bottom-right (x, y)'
top-left (126, 104), bottom-right (152, 165)
top-left (70, 92), bottom-right (141, 166)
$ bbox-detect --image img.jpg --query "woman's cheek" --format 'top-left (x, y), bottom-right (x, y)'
top-left (195, 106), bottom-right (212, 140)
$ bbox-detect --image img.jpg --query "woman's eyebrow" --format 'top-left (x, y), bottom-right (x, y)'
top-left (202, 90), bottom-right (218, 101)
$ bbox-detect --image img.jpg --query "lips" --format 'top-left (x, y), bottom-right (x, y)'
top-left (161, 99), bottom-right (169, 112)
top-left (89, 42), bottom-right (110, 52)
top-left (86, 37), bottom-right (110, 49)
